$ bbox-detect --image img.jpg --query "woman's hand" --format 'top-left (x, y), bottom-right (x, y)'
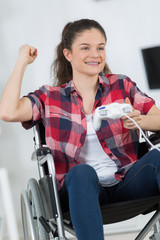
top-left (121, 98), bottom-right (142, 130)
top-left (18, 44), bottom-right (37, 65)
top-left (0, 44), bottom-right (37, 122)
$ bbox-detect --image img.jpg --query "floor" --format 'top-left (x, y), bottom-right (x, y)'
top-left (2, 230), bottom-right (155, 240)
top-left (105, 231), bottom-right (153, 240)
top-left (1, 218), bottom-right (156, 240)
top-left (65, 230), bottom-right (154, 240)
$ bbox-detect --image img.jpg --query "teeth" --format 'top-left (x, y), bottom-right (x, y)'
top-left (86, 62), bottom-right (99, 65)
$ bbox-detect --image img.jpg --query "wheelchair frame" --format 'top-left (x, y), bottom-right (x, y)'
top-left (21, 123), bottom-right (160, 240)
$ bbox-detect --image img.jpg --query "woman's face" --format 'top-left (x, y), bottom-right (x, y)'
top-left (63, 28), bottom-right (106, 78)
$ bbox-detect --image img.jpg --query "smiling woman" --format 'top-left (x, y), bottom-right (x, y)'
top-left (1, 18), bottom-right (160, 240)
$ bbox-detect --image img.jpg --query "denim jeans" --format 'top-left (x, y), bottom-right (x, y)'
top-left (60, 149), bottom-right (160, 240)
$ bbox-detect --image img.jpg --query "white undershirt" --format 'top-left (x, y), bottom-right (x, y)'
top-left (78, 114), bottom-right (119, 187)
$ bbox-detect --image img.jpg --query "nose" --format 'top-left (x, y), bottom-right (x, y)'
top-left (89, 48), bottom-right (99, 58)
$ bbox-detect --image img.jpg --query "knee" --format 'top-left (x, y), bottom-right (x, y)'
top-left (65, 164), bottom-right (99, 189)
top-left (145, 149), bottom-right (160, 166)
top-left (148, 149), bottom-right (160, 160)
top-left (69, 164), bottom-right (98, 181)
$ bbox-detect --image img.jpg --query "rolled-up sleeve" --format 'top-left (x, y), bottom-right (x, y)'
top-left (22, 86), bottom-right (46, 129)
top-left (124, 76), bottom-right (155, 114)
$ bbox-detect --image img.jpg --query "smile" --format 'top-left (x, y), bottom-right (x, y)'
top-left (85, 62), bottom-right (100, 65)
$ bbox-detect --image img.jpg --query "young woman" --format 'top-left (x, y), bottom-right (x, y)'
top-left (1, 19), bottom-right (160, 240)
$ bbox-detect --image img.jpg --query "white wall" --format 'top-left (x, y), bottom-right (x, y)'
top-left (0, 0), bottom-right (160, 237)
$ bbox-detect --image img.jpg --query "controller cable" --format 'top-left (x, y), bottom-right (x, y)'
top-left (123, 113), bottom-right (160, 152)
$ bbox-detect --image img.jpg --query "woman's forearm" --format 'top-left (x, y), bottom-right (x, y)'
top-left (0, 60), bottom-right (27, 121)
top-left (0, 44), bottom-right (37, 122)
top-left (140, 112), bottom-right (160, 131)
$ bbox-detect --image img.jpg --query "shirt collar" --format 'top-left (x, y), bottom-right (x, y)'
top-left (64, 74), bottom-right (110, 96)
top-left (64, 80), bottom-right (77, 96)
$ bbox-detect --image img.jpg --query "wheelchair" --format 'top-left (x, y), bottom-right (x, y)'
top-left (21, 122), bottom-right (160, 240)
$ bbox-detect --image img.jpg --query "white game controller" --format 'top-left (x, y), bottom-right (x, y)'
top-left (93, 103), bottom-right (132, 131)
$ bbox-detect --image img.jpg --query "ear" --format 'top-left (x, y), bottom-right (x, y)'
top-left (63, 48), bottom-right (72, 62)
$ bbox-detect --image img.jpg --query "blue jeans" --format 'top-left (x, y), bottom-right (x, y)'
top-left (60, 149), bottom-right (160, 240)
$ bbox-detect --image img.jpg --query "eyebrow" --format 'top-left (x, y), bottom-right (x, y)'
top-left (79, 43), bottom-right (105, 46)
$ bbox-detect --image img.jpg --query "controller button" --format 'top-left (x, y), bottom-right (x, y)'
top-left (99, 109), bottom-right (108, 116)
top-left (99, 106), bottom-right (106, 110)
top-left (123, 107), bottom-right (131, 113)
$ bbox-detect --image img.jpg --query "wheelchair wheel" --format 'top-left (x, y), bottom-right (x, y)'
top-left (21, 178), bottom-right (50, 240)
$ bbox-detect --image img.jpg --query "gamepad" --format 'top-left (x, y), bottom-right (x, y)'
top-left (93, 103), bottom-right (132, 131)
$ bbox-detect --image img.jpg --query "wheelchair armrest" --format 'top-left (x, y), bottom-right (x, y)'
top-left (31, 147), bottom-right (51, 162)
top-left (147, 131), bottom-right (160, 146)
top-left (36, 147), bottom-right (51, 157)
top-left (138, 131), bottom-right (160, 159)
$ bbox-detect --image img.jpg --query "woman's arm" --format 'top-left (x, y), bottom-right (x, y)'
top-left (0, 45), bottom-right (37, 122)
top-left (122, 98), bottom-right (160, 131)
top-left (140, 105), bottom-right (160, 131)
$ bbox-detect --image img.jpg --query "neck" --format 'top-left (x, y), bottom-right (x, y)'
top-left (73, 74), bottom-right (99, 96)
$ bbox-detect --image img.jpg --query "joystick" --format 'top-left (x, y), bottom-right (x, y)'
top-left (93, 103), bottom-right (132, 131)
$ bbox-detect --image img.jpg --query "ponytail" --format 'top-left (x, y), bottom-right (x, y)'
top-left (53, 42), bottom-right (72, 86)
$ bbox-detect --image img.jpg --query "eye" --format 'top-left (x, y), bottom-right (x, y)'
top-left (81, 47), bottom-right (89, 50)
top-left (98, 47), bottom-right (105, 51)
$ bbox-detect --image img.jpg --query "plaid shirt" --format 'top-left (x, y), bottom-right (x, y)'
top-left (22, 74), bottom-right (155, 189)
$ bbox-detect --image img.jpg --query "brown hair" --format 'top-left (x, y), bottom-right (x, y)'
top-left (52, 19), bottom-right (111, 86)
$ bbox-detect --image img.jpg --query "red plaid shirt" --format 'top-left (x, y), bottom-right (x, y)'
top-left (22, 74), bottom-right (155, 189)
